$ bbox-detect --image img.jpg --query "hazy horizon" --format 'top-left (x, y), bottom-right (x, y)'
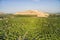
top-left (0, 0), bottom-right (60, 13)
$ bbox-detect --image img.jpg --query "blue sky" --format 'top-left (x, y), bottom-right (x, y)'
top-left (0, 0), bottom-right (60, 13)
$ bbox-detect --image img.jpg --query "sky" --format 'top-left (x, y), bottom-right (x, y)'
top-left (0, 0), bottom-right (60, 13)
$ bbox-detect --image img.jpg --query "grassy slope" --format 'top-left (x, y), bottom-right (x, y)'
top-left (0, 15), bottom-right (60, 40)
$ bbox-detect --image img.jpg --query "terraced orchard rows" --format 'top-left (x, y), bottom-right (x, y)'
top-left (0, 15), bottom-right (60, 40)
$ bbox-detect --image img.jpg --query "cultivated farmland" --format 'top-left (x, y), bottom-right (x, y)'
top-left (0, 14), bottom-right (60, 40)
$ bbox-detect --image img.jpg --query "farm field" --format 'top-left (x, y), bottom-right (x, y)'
top-left (0, 14), bottom-right (60, 40)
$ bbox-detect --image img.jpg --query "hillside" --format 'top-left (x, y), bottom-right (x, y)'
top-left (15, 10), bottom-right (49, 17)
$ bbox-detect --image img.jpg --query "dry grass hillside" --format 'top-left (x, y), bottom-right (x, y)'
top-left (15, 10), bottom-right (49, 17)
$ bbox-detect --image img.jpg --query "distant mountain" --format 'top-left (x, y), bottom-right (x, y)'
top-left (15, 10), bottom-right (49, 17)
top-left (0, 12), bottom-right (4, 15)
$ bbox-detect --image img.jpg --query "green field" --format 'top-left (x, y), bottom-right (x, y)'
top-left (0, 14), bottom-right (60, 40)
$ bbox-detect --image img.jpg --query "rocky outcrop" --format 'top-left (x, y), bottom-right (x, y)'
top-left (15, 10), bottom-right (49, 17)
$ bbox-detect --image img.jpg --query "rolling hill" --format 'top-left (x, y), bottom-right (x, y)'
top-left (15, 10), bottom-right (49, 17)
